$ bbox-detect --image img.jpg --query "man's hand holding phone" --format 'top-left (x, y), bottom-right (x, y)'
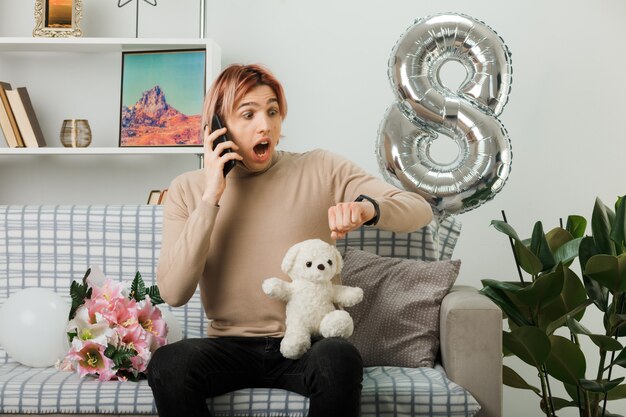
top-left (201, 115), bottom-right (243, 206)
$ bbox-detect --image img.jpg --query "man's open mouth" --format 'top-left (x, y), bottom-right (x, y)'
top-left (254, 141), bottom-right (270, 157)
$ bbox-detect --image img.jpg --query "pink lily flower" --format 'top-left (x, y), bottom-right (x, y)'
top-left (136, 298), bottom-right (168, 349)
top-left (66, 339), bottom-right (116, 381)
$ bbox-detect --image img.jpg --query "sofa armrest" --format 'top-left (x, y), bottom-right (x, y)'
top-left (440, 285), bottom-right (502, 417)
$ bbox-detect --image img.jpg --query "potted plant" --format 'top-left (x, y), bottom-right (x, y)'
top-left (480, 196), bottom-right (626, 417)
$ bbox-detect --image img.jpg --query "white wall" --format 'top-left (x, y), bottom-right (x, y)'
top-left (1, 0), bottom-right (626, 415)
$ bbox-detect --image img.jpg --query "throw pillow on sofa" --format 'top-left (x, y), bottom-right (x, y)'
top-left (341, 247), bottom-right (461, 368)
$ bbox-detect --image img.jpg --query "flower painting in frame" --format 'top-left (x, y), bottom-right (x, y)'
top-left (119, 49), bottom-right (206, 147)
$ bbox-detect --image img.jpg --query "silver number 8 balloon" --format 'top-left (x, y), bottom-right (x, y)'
top-left (377, 13), bottom-right (513, 217)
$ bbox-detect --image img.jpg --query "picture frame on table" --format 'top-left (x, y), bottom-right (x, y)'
top-left (119, 49), bottom-right (206, 147)
top-left (33, 0), bottom-right (83, 38)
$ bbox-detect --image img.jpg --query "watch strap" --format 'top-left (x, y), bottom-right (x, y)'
top-left (355, 194), bottom-right (380, 226)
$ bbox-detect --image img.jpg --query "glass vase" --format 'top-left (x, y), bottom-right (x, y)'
top-left (60, 119), bottom-right (92, 148)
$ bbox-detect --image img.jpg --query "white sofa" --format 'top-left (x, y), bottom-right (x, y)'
top-left (0, 205), bottom-right (502, 417)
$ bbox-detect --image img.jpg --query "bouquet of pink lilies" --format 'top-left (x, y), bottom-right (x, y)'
top-left (59, 268), bottom-right (168, 381)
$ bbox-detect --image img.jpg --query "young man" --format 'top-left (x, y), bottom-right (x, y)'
top-left (147, 64), bottom-right (432, 417)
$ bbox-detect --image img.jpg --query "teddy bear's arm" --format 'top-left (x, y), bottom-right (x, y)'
top-left (332, 285), bottom-right (364, 307)
top-left (262, 277), bottom-right (292, 301)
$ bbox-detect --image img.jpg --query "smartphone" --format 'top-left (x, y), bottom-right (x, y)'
top-left (211, 114), bottom-right (236, 177)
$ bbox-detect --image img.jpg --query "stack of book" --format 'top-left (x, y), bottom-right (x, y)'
top-left (0, 82), bottom-right (47, 148)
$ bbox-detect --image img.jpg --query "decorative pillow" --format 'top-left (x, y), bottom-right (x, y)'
top-left (341, 247), bottom-right (461, 368)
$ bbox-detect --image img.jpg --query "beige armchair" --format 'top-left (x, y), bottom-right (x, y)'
top-left (441, 286), bottom-right (503, 417)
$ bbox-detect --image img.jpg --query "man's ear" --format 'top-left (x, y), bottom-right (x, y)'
top-left (281, 243), bottom-right (302, 275)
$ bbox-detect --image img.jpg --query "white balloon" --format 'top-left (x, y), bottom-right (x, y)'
top-left (0, 288), bottom-right (70, 367)
top-left (158, 306), bottom-right (183, 343)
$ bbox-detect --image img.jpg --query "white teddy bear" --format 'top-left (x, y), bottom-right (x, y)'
top-left (262, 239), bottom-right (364, 359)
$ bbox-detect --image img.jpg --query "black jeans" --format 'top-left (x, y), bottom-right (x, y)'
top-left (146, 336), bottom-right (363, 417)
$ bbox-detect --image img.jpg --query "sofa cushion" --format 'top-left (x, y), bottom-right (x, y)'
top-left (357, 366), bottom-right (480, 417)
top-left (342, 248), bottom-right (461, 367)
top-left (0, 362), bottom-right (157, 414)
top-left (0, 361), bottom-right (479, 417)
top-left (336, 217), bottom-right (461, 262)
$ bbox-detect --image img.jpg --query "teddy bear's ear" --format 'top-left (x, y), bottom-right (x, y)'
top-left (281, 243), bottom-right (301, 275)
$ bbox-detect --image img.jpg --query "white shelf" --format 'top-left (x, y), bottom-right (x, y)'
top-left (0, 37), bottom-right (218, 53)
top-left (0, 147), bottom-right (203, 155)
top-left (0, 37), bottom-right (217, 189)
top-left (0, 37), bottom-right (219, 161)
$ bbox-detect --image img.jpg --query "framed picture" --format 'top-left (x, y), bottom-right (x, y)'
top-left (119, 49), bottom-right (206, 147)
top-left (146, 190), bottom-right (161, 205)
top-left (33, 0), bottom-right (83, 38)
top-left (158, 189), bottom-right (168, 205)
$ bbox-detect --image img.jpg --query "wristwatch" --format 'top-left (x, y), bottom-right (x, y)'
top-left (355, 194), bottom-right (380, 226)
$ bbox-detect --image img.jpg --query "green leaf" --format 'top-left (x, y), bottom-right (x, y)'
top-left (608, 312), bottom-right (626, 331)
top-left (531, 221), bottom-right (556, 272)
top-left (481, 279), bottom-right (524, 293)
top-left (614, 297), bottom-right (626, 337)
top-left (491, 219), bottom-right (521, 241)
top-left (553, 237), bottom-right (583, 266)
top-left (585, 253), bottom-right (626, 293)
top-left (82, 267), bottom-right (91, 283)
top-left (515, 264), bottom-right (565, 309)
top-left (105, 345), bottom-right (137, 371)
top-left (565, 316), bottom-right (594, 335)
top-left (579, 377), bottom-right (625, 393)
top-left (540, 397), bottom-right (577, 413)
top-left (539, 268), bottom-right (588, 331)
top-left (545, 335), bottom-right (586, 385)
top-left (503, 326), bottom-right (551, 367)
top-left (611, 196), bottom-right (626, 251)
top-left (479, 285), bottom-right (531, 327)
top-left (147, 285), bottom-right (164, 305)
top-left (610, 349), bottom-right (626, 368)
top-left (566, 317), bottom-right (623, 351)
top-left (545, 227), bottom-right (573, 256)
top-left (515, 240), bottom-right (543, 276)
top-left (130, 271), bottom-right (146, 302)
top-left (503, 365), bottom-right (541, 395)
top-left (490, 219), bottom-right (544, 276)
top-left (606, 384), bottom-right (626, 400)
top-left (580, 237), bottom-right (610, 312)
top-left (113, 351), bottom-right (134, 370)
top-left (592, 197), bottom-right (617, 256)
top-left (590, 334), bottom-right (623, 351)
top-left (567, 215), bottom-right (587, 239)
top-left (580, 236), bottom-right (601, 269)
top-left (104, 344), bottom-right (116, 358)
top-left (563, 382), bottom-right (585, 406)
top-left (68, 279), bottom-right (92, 320)
top-left (545, 299), bottom-right (593, 336)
